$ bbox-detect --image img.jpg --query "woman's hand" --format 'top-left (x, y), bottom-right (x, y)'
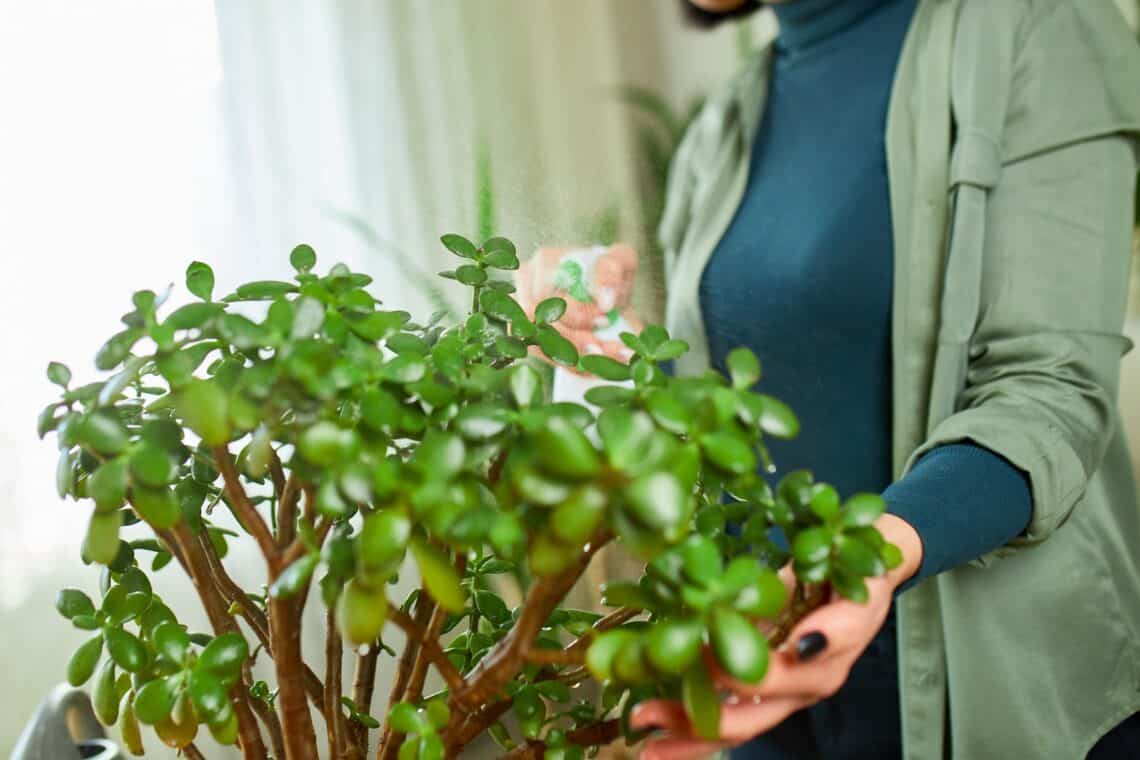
top-left (631, 514), bottom-right (924, 760)
top-left (514, 244), bottom-right (643, 368)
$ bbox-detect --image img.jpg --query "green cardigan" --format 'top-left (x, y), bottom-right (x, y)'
top-left (659, 1), bottom-right (1140, 757)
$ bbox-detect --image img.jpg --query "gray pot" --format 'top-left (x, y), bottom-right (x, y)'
top-left (10, 684), bottom-right (125, 760)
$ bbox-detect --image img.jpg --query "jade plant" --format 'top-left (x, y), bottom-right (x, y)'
top-left (39, 234), bottom-right (900, 760)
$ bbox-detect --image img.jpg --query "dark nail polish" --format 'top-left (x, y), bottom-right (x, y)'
top-left (796, 632), bottom-right (828, 662)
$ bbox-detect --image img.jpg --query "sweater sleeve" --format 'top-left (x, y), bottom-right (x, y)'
top-left (884, 443), bottom-right (1031, 591)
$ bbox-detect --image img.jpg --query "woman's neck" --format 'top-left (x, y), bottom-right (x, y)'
top-left (772, 0), bottom-right (897, 52)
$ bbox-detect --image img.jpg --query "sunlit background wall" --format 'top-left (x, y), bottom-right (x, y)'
top-left (0, 1), bottom-right (1136, 757)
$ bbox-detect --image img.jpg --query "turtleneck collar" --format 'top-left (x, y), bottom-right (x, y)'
top-left (771, 0), bottom-right (898, 54)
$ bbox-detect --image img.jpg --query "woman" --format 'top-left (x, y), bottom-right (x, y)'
top-left (521, 0), bottom-right (1140, 757)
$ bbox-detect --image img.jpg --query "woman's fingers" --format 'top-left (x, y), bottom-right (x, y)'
top-left (641, 738), bottom-right (727, 760)
top-left (632, 696), bottom-right (808, 745)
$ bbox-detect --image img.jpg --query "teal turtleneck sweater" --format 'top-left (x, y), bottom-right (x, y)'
top-left (697, 0), bottom-right (1033, 757)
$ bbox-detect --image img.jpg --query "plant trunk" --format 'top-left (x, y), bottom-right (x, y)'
top-left (269, 593), bottom-right (320, 760)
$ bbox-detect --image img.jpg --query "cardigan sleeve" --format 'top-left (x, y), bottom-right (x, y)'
top-left (903, 132), bottom-right (1137, 558)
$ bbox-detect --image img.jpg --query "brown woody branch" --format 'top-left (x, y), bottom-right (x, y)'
top-left (169, 526), bottom-right (267, 759)
top-left (524, 606), bottom-right (640, 666)
top-left (350, 647), bottom-right (381, 753)
top-left (770, 583), bottom-right (827, 650)
top-left (375, 596), bottom-right (437, 760)
top-left (499, 718), bottom-right (623, 760)
top-left (451, 532), bottom-right (612, 712)
top-left (325, 605), bottom-right (347, 760)
top-left (194, 525), bottom-right (326, 713)
top-left (212, 445), bottom-right (279, 566)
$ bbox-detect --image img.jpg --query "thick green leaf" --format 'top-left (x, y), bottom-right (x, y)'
top-left (358, 508), bottom-right (411, 571)
top-left (734, 567), bottom-right (788, 619)
top-left (176, 380), bottom-right (230, 446)
top-left (290, 243), bottom-right (317, 272)
top-left (809, 484), bottom-right (840, 521)
top-left (67, 634), bottom-right (103, 686)
top-left (792, 527), bottom-right (833, 566)
top-left (410, 539), bottom-right (465, 613)
top-left (131, 486), bottom-right (180, 529)
top-left (652, 339), bottom-right (689, 362)
top-left (474, 590), bottom-right (511, 626)
top-left (56, 588), bottom-right (96, 620)
top-left (700, 433), bottom-right (757, 475)
top-left (411, 431), bottom-right (465, 481)
top-left (455, 264), bottom-right (488, 286)
top-left (229, 280), bottom-right (297, 301)
top-left (841, 492), bottom-right (886, 528)
top-left (535, 324), bottom-right (578, 366)
top-left (625, 471), bottom-right (688, 538)
top-left (298, 421), bottom-right (357, 466)
top-left (350, 311), bottom-right (407, 343)
top-left (881, 542), bottom-right (904, 570)
top-left (550, 485), bottom-right (607, 544)
top-left (269, 554), bottom-right (319, 599)
top-left (153, 622), bottom-right (190, 664)
top-left (508, 364), bottom-right (543, 407)
top-left (188, 670), bottom-right (228, 720)
top-left (105, 627), bottom-right (147, 672)
top-left (95, 329), bottom-right (141, 371)
top-left (680, 535), bottom-right (721, 587)
top-left (645, 619), bottom-right (704, 675)
top-left (118, 691), bottom-right (145, 754)
top-left (336, 578), bottom-right (389, 646)
top-left (534, 416), bottom-right (600, 479)
top-left (381, 354), bottom-right (427, 384)
top-left (726, 347), bottom-right (761, 389)
top-left (579, 354), bottom-right (631, 381)
top-left (47, 361), bottom-right (72, 387)
top-left (129, 444), bottom-right (176, 488)
top-left (831, 567), bottom-right (870, 604)
top-left (216, 315), bottom-right (264, 353)
top-left (441, 233), bottom-right (478, 259)
top-left (186, 262), bottom-right (215, 301)
top-left (134, 677), bottom-right (177, 725)
top-left (710, 607), bottom-right (769, 684)
top-left (756, 394), bottom-right (799, 439)
top-left (199, 632), bottom-right (249, 684)
top-left (646, 389), bottom-right (691, 434)
top-left (597, 408), bottom-right (654, 471)
top-left (83, 511), bottom-right (122, 565)
top-left (533, 297), bottom-right (567, 324)
top-left (836, 535), bottom-right (885, 578)
top-left (165, 302), bottom-right (224, 330)
top-left (586, 630), bottom-right (638, 683)
top-left (482, 237), bottom-right (517, 262)
top-left (454, 404), bottom-right (512, 440)
top-left (479, 289), bottom-right (529, 326)
top-left (92, 659), bottom-right (119, 725)
top-left (682, 663), bottom-right (721, 741)
top-left (612, 638), bottom-right (653, 685)
top-left (81, 412), bottom-right (130, 455)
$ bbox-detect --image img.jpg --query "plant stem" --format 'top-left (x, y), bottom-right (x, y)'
top-left (451, 533), bottom-right (611, 712)
top-left (212, 445), bottom-right (279, 566)
top-left (375, 595), bottom-right (434, 760)
top-left (195, 524), bottom-right (326, 713)
top-left (170, 526), bottom-right (267, 759)
top-left (524, 605), bottom-right (639, 666)
top-left (350, 647), bottom-right (381, 754)
top-left (268, 578), bottom-right (320, 758)
top-left (388, 606), bottom-right (465, 693)
top-left (498, 718), bottom-right (623, 759)
top-left (770, 583), bottom-right (828, 650)
top-left (246, 661), bottom-right (286, 760)
top-left (325, 605), bottom-right (346, 760)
